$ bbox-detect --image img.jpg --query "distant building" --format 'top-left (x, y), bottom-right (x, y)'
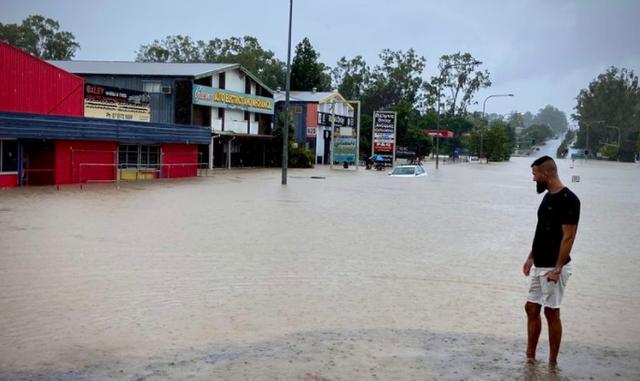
top-left (274, 90), bottom-right (354, 165)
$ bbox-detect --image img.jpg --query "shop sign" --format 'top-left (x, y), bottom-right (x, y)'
top-left (84, 84), bottom-right (151, 122)
top-left (306, 126), bottom-right (317, 138)
top-left (317, 112), bottom-right (354, 127)
top-left (192, 84), bottom-right (274, 114)
top-left (372, 111), bottom-right (397, 166)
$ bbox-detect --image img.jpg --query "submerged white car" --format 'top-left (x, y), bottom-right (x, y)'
top-left (389, 165), bottom-right (427, 177)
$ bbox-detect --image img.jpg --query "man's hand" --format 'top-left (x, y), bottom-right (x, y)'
top-left (523, 257), bottom-right (533, 276)
top-left (546, 270), bottom-right (560, 283)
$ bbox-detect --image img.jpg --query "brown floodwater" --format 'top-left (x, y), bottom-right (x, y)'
top-left (1, 157), bottom-right (639, 380)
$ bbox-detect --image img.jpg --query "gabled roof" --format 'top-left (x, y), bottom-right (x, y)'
top-left (274, 91), bottom-right (354, 110)
top-left (47, 60), bottom-right (274, 95)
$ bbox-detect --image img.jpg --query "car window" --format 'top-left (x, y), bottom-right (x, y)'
top-left (392, 167), bottom-right (415, 175)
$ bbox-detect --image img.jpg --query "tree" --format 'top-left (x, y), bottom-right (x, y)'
top-left (522, 111), bottom-right (535, 127)
top-left (137, 35), bottom-right (286, 90)
top-left (290, 38), bottom-right (331, 91)
top-left (362, 49), bottom-right (427, 148)
top-left (271, 111), bottom-right (313, 168)
top-left (136, 35), bottom-right (201, 63)
top-left (573, 66), bottom-right (640, 162)
top-left (532, 105), bottom-right (568, 135)
top-left (507, 112), bottom-right (525, 129)
top-left (484, 120), bottom-right (513, 162)
top-left (438, 115), bottom-right (474, 156)
top-left (522, 124), bottom-right (554, 146)
top-left (331, 56), bottom-right (371, 100)
top-left (425, 52), bottom-right (491, 115)
top-left (0, 15), bottom-right (80, 59)
top-left (363, 49), bottom-right (426, 114)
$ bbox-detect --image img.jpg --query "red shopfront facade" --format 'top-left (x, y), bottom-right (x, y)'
top-left (0, 42), bottom-right (206, 188)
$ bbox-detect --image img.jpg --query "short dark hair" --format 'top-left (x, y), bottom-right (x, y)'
top-left (531, 155), bottom-right (554, 168)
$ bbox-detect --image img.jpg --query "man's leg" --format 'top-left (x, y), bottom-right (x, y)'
top-left (525, 302), bottom-right (542, 359)
top-left (544, 307), bottom-right (562, 364)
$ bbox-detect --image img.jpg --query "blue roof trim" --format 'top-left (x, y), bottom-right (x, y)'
top-left (0, 112), bottom-right (210, 145)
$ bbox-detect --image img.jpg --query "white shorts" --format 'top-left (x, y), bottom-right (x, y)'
top-left (527, 264), bottom-right (572, 309)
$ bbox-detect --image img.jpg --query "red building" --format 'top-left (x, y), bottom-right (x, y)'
top-left (0, 42), bottom-right (208, 188)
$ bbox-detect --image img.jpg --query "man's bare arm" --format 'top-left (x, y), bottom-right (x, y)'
top-left (555, 224), bottom-right (578, 270)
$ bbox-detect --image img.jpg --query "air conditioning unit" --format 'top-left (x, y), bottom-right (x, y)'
top-left (161, 86), bottom-right (172, 94)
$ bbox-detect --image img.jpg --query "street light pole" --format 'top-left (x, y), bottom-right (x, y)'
top-left (481, 93), bottom-right (513, 163)
top-left (435, 83), bottom-right (442, 169)
top-left (281, 0), bottom-right (293, 185)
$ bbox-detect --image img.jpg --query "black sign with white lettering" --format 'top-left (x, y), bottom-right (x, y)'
top-left (317, 112), bottom-right (354, 127)
top-left (372, 111), bottom-right (396, 166)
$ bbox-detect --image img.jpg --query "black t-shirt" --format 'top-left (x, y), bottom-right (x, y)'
top-left (531, 187), bottom-right (580, 267)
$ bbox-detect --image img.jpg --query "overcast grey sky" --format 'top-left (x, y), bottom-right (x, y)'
top-left (3, 0), bottom-right (639, 120)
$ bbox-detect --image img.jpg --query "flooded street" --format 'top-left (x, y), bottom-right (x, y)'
top-left (1, 158), bottom-right (639, 380)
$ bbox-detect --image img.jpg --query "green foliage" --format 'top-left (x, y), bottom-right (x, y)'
top-left (361, 48), bottom-right (426, 116)
top-left (507, 112), bottom-right (526, 129)
top-left (425, 52), bottom-right (491, 115)
top-left (573, 66), bottom-right (640, 162)
top-left (438, 115), bottom-right (474, 155)
top-left (271, 111), bottom-right (313, 168)
top-left (331, 56), bottom-right (371, 100)
top-left (0, 15), bottom-right (79, 59)
top-left (484, 120), bottom-right (513, 162)
top-left (290, 38), bottom-right (331, 91)
top-left (532, 105), bottom-right (568, 135)
top-left (136, 35), bottom-right (286, 90)
top-left (272, 111), bottom-right (295, 144)
top-left (521, 124), bottom-right (554, 146)
top-left (360, 49), bottom-right (427, 151)
top-left (288, 146), bottom-right (314, 168)
top-left (598, 144), bottom-right (619, 160)
top-left (358, 114), bottom-right (373, 157)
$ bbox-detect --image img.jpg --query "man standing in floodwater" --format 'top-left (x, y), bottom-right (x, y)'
top-left (523, 156), bottom-right (580, 365)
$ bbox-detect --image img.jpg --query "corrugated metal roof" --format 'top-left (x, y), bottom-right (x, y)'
top-left (47, 60), bottom-right (275, 95)
top-left (47, 60), bottom-right (238, 78)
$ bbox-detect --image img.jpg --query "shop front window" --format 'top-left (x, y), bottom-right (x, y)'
top-left (118, 144), bottom-right (160, 170)
top-left (140, 145), bottom-right (160, 169)
top-left (0, 140), bottom-right (18, 173)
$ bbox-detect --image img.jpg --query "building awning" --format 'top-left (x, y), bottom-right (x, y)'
top-left (0, 111), bottom-right (211, 145)
top-left (212, 131), bottom-right (273, 140)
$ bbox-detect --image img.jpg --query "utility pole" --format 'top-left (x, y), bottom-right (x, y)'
top-left (281, 0), bottom-right (293, 185)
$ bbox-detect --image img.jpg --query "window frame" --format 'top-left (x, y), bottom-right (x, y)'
top-left (0, 140), bottom-right (19, 174)
top-left (142, 80), bottom-right (162, 94)
top-left (118, 144), bottom-right (161, 170)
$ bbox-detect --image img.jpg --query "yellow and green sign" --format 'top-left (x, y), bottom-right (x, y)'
top-left (192, 84), bottom-right (274, 114)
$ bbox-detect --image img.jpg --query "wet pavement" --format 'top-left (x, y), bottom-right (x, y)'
top-left (1, 157), bottom-right (639, 380)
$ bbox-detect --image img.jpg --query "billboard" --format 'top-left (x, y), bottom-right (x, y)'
top-left (372, 111), bottom-right (396, 166)
top-left (333, 126), bottom-right (357, 165)
top-left (326, 112), bottom-right (357, 165)
top-left (84, 84), bottom-right (151, 122)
